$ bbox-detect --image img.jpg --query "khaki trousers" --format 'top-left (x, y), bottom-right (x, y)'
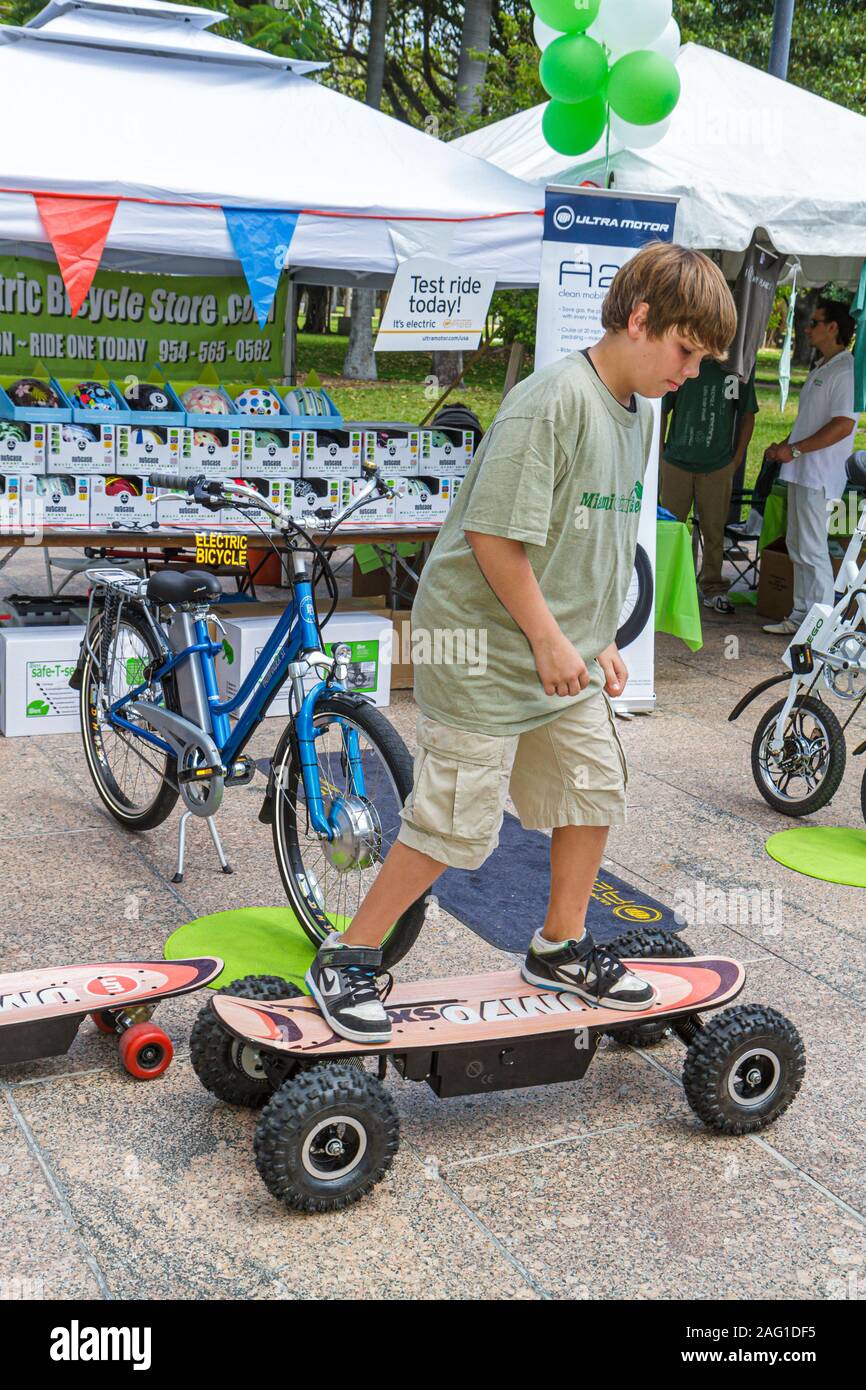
top-left (661, 458), bottom-right (738, 597)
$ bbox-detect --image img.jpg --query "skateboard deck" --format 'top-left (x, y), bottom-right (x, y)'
top-left (213, 956), bottom-right (745, 1058)
top-left (0, 957), bottom-right (223, 1064)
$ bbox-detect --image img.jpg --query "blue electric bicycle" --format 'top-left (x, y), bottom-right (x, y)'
top-left (73, 465), bottom-right (425, 968)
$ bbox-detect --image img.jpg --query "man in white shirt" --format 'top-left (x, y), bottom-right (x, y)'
top-left (763, 299), bottom-right (859, 635)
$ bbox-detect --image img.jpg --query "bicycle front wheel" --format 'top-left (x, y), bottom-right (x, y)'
top-left (271, 696), bottom-right (426, 969)
top-left (80, 608), bottom-right (180, 831)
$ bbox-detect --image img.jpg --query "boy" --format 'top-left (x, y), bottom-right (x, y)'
top-left (307, 242), bottom-right (738, 1043)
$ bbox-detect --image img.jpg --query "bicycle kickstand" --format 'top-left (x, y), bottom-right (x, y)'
top-left (172, 811), bottom-right (234, 885)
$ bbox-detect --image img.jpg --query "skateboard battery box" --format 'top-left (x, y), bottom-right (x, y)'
top-left (240, 428), bottom-right (304, 479)
top-left (418, 427), bottom-right (473, 472)
top-left (0, 419), bottom-right (47, 473)
top-left (116, 424), bottom-right (185, 473)
top-left (215, 608), bottom-right (392, 715)
top-left (21, 475), bottom-right (91, 528)
top-left (0, 623), bottom-right (86, 736)
top-left (90, 475), bottom-right (158, 527)
top-left (302, 428), bottom-right (365, 478)
top-left (361, 425), bottom-right (420, 475)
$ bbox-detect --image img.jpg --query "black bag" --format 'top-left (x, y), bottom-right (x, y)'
top-left (431, 402), bottom-right (484, 453)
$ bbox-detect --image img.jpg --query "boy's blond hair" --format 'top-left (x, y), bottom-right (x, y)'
top-left (602, 242), bottom-right (737, 360)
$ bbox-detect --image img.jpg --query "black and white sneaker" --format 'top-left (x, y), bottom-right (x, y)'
top-left (305, 932), bottom-right (392, 1044)
top-left (521, 930), bottom-right (658, 1011)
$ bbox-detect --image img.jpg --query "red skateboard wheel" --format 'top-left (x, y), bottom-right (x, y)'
top-left (90, 1010), bottom-right (118, 1035)
top-left (119, 1022), bottom-right (173, 1080)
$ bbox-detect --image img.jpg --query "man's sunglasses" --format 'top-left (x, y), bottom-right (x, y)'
top-left (809, 317), bottom-right (827, 328)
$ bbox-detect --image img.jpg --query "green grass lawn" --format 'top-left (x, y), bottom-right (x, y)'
top-left (293, 332), bottom-right (865, 493)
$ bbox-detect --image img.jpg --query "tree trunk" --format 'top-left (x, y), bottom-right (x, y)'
top-left (432, 349), bottom-right (465, 389)
top-left (343, 288), bottom-right (378, 379)
top-left (456, 0), bottom-right (493, 117)
top-left (342, 0), bottom-right (388, 380)
top-left (304, 285), bottom-right (331, 335)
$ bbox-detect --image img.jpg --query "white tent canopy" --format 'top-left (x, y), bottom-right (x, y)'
top-left (453, 43), bottom-right (866, 289)
top-left (0, 0), bottom-right (542, 286)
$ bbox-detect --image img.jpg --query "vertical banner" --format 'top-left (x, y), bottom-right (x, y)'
top-left (535, 185), bottom-right (679, 712)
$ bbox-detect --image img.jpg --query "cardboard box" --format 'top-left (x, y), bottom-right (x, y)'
top-left (241, 428), bottom-right (304, 479)
top-left (757, 536), bottom-right (844, 619)
top-left (0, 474), bottom-right (21, 531)
top-left (386, 607), bottom-right (413, 689)
top-left (90, 475), bottom-right (158, 528)
top-left (0, 420), bottom-right (46, 473)
top-left (157, 478), bottom-right (292, 530)
top-left (292, 477), bottom-right (342, 527)
top-left (177, 425), bottom-right (244, 478)
top-left (117, 424), bottom-right (185, 472)
top-left (394, 475), bottom-right (458, 524)
top-left (362, 425), bottom-right (420, 475)
top-left (340, 476), bottom-right (397, 526)
top-left (418, 426), bottom-right (473, 472)
top-left (215, 608), bottom-right (392, 714)
top-left (21, 475), bottom-right (91, 528)
top-left (45, 420), bottom-right (116, 474)
top-left (0, 624), bottom-right (85, 736)
top-left (302, 428), bottom-right (364, 478)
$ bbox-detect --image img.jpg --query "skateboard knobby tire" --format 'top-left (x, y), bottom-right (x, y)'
top-left (254, 1063), bottom-right (400, 1213)
top-left (682, 1004), bottom-right (805, 1134)
top-left (190, 975), bottom-right (299, 1107)
top-left (605, 927), bottom-right (694, 1048)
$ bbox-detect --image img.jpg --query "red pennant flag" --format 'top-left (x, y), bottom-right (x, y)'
top-left (34, 195), bottom-right (118, 317)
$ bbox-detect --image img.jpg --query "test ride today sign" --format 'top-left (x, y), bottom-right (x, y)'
top-left (375, 255), bottom-right (495, 352)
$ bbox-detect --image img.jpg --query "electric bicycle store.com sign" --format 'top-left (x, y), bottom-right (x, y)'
top-left (0, 255), bottom-right (286, 374)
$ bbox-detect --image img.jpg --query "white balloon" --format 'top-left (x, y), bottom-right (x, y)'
top-left (533, 16), bottom-right (560, 51)
top-left (650, 17), bottom-right (681, 61)
top-left (609, 112), bottom-right (671, 149)
top-left (593, 0), bottom-right (672, 52)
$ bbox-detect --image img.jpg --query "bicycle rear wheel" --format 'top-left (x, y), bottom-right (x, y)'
top-left (271, 695), bottom-right (426, 969)
top-left (80, 608), bottom-right (180, 830)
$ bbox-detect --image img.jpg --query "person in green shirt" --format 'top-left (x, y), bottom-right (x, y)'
top-left (305, 242), bottom-right (738, 1045)
top-left (660, 359), bottom-right (758, 614)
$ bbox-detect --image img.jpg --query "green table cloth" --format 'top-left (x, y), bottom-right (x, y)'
top-left (655, 519), bottom-right (702, 651)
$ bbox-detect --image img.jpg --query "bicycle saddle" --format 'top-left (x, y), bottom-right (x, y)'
top-left (146, 569), bottom-right (222, 606)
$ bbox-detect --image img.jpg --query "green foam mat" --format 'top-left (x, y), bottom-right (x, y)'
top-left (164, 907), bottom-right (350, 991)
top-left (765, 826), bottom-right (866, 887)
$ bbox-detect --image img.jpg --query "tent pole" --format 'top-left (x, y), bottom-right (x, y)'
top-left (769, 0), bottom-right (796, 80)
top-left (282, 272), bottom-right (297, 385)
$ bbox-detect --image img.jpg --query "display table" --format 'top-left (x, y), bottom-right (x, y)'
top-left (655, 519), bottom-right (702, 652)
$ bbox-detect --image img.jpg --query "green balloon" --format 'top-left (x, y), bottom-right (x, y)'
top-left (542, 96), bottom-right (607, 156)
top-left (531, 0), bottom-right (601, 36)
top-left (607, 50), bottom-right (681, 125)
top-left (540, 34), bottom-right (608, 102)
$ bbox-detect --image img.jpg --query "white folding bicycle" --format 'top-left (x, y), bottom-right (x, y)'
top-left (730, 507), bottom-right (866, 817)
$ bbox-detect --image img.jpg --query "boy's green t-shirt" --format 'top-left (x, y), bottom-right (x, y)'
top-left (662, 360), bottom-right (758, 474)
top-left (411, 350), bottom-right (654, 737)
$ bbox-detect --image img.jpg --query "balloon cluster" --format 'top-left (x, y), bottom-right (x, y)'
top-left (532, 0), bottom-right (681, 156)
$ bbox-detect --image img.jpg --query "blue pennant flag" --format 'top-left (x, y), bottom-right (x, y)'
top-left (223, 208), bottom-right (299, 330)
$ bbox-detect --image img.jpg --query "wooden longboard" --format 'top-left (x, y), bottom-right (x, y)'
top-left (0, 958), bottom-right (223, 1064)
top-left (213, 957), bottom-right (745, 1057)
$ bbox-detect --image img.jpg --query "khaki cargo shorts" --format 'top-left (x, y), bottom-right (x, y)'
top-left (397, 689), bottom-right (628, 871)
